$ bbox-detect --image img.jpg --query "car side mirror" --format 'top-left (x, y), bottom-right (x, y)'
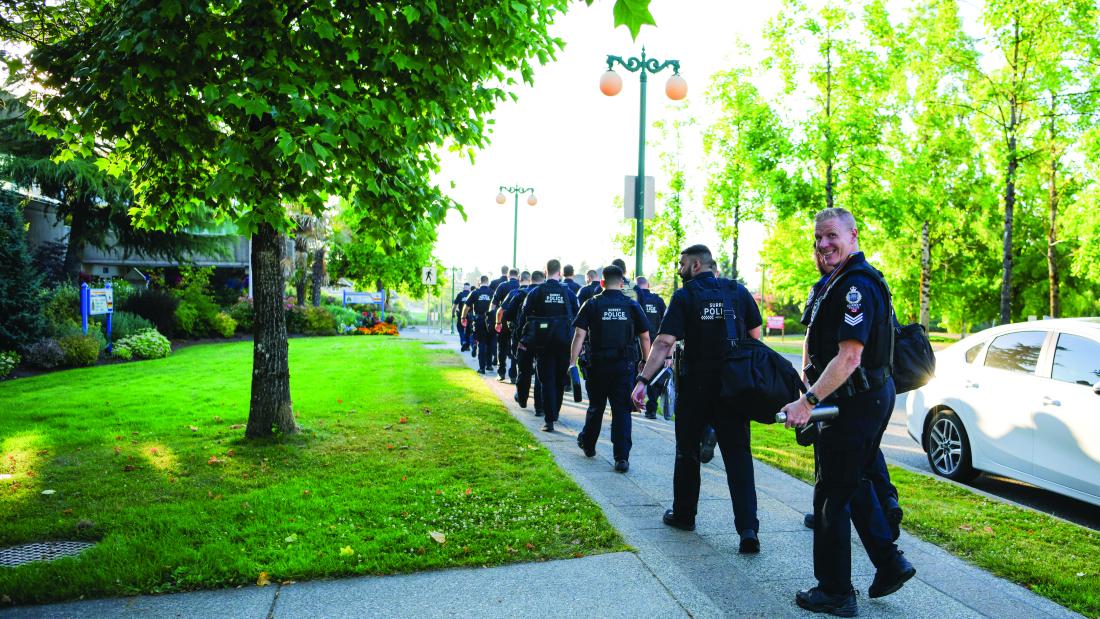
top-left (1095, 382), bottom-right (1100, 396)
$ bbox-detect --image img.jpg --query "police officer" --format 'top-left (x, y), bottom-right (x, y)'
top-left (452, 282), bottom-right (472, 351)
top-left (570, 265), bottom-right (651, 472)
top-left (461, 275), bottom-right (494, 374)
top-left (562, 264), bottom-right (582, 296)
top-left (781, 207), bottom-right (914, 617)
top-left (634, 276), bottom-right (667, 420)
top-left (801, 251), bottom-right (904, 541)
top-left (610, 258), bottom-right (640, 303)
top-left (578, 269), bottom-right (602, 307)
top-left (631, 244), bottom-right (763, 553)
top-left (511, 271), bottom-right (546, 416)
top-left (517, 259), bottom-right (579, 432)
top-left (486, 266), bottom-right (509, 368)
top-left (492, 269), bottom-right (522, 382)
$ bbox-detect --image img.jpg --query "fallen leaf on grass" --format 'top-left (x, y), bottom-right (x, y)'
top-left (982, 526), bottom-right (994, 535)
top-left (208, 456), bottom-right (223, 465)
top-left (37, 449), bottom-right (48, 456)
top-left (123, 465), bottom-right (136, 472)
top-left (465, 488), bottom-right (472, 495)
top-left (386, 444), bottom-right (395, 450)
top-left (525, 543), bottom-right (534, 550)
top-left (63, 508), bottom-right (73, 514)
top-left (41, 489), bottom-right (56, 495)
top-left (150, 448), bottom-right (159, 455)
top-left (114, 446), bottom-right (121, 455)
top-left (226, 449), bottom-right (236, 457)
top-left (257, 572), bottom-right (270, 587)
top-left (339, 546), bottom-right (355, 557)
top-left (429, 531), bottom-right (446, 544)
top-left (958, 524), bottom-right (973, 532)
top-left (398, 417), bottom-right (408, 424)
top-left (302, 489), bottom-right (311, 496)
top-left (189, 426), bottom-right (198, 432)
top-left (285, 534), bottom-right (298, 543)
top-left (229, 424), bottom-right (244, 430)
top-left (213, 416), bottom-right (223, 424)
top-left (337, 399), bottom-right (343, 404)
top-left (1077, 572), bottom-right (1086, 577)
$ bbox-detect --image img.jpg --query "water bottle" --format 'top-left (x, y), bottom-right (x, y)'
top-left (775, 405), bottom-right (840, 425)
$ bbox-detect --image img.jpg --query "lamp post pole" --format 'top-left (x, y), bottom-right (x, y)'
top-left (496, 185), bottom-right (537, 267)
top-left (602, 48), bottom-right (685, 278)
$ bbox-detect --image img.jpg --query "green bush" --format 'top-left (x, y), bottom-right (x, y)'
top-left (0, 351), bottom-right (19, 379)
top-left (55, 319), bottom-right (109, 352)
top-left (108, 310), bottom-right (155, 341)
top-left (108, 280), bottom-right (136, 308)
top-left (0, 194), bottom-right (47, 351)
top-left (115, 328), bottom-right (171, 360)
top-left (175, 301), bottom-right (200, 338)
top-left (285, 304), bottom-right (308, 334)
top-left (112, 344), bottom-right (133, 360)
top-left (302, 306), bottom-right (338, 335)
top-left (24, 339), bottom-right (66, 369)
top-left (120, 287), bottom-right (179, 335)
top-left (210, 312), bottom-right (237, 338)
top-left (228, 300), bottom-right (254, 333)
top-left (173, 267), bottom-right (221, 337)
top-left (43, 282), bottom-right (82, 336)
top-left (58, 334), bottom-right (100, 367)
top-left (324, 305), bottom-right (359, 333)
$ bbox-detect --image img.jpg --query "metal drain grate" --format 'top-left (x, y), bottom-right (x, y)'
top-left (0, 541), bottom-right (95, 567)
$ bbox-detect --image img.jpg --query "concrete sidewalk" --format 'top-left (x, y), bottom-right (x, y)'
top-left (4, 331), bottom-right (1081, 618)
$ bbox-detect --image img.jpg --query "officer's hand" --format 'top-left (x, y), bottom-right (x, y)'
top-left (461, 319), bottom-right (467, 327)
top-left (782, 397), bottom-right (814, 429)
top-left (630, 382), bottom-right (647, 411)
top-left (664, 357), bottom-right (673, 368)
top-left (517, 342), bottom-right (526, 351)
top-left (495, 323), bottom-right (502, 333)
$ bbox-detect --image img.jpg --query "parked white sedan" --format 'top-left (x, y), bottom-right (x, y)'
top-left (906, 318), bottom-right (1100, 507)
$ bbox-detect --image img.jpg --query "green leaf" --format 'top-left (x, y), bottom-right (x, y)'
top-left (612, 0), bottom-right (656, 40)
top-left (401, 6), bottom-right (420, 24)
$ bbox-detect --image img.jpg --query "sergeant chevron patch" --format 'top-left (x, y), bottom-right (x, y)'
top-left (844, 313), bottom-right (864, 326)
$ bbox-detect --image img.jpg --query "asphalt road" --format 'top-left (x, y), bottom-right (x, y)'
top-left (777, 353), bottom-right (1100, 531)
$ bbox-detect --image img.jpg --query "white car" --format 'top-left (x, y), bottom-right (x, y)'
top-left (906, 318), bottom-right (1100, 507)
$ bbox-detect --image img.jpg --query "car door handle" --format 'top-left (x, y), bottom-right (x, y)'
top-left (1042, 396), bottom-right (1061, 406)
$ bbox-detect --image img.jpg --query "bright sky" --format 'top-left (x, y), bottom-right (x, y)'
top-left (433, 0), bottom-right (778, 289)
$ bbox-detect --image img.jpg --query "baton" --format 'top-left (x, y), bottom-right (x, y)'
top-left (775, 405), bottom-right (840, 426)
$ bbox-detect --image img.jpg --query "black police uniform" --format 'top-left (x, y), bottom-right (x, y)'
top-left (659, 272), bottom-right (762, 534)
top-left (804, 251), bottom-right (900, 595)
top-left (575, 289), bottom-right (649, 461)
top-left (467, 284), bottom-right (494, 372)
top-left (504, 284), bottom-right (544, 414)
top-left (577, 281), bottom-right (603, 307)
top-left (453, 289), bottom-right (472, 349)
top-left (517, 278), bottom-right (579, 425)
top-left (492, 277), bottom-right (520, 380)
top-left (637, 287), bottom-right (667, 418)
top-left (563, 277), bottom-right (582, 296)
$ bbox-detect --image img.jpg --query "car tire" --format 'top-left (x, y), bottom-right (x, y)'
top-left (925, 409), bottom-right (980, 482)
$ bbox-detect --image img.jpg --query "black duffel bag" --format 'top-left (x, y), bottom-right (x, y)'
top-left (720, 337), bottom-right (804, 424)
top-left (891, 322), bottom-right (936, 394)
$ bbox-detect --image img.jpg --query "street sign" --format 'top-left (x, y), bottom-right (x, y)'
top-left (766, 316), bottom-right (785, 330)
top-left (343, 291), bottom-right (385, 306)
top-left (80, 282), bottom-right (114, 352)
top-left (623, 175), bottom-right (655, 220)
top-left (421, 267), bottom-right (437, 286)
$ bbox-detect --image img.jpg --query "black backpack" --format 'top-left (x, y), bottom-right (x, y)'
top-left (523, 285), bottom-right (575, 353)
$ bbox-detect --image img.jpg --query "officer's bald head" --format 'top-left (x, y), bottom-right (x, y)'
top-left (602, 265), bottom-right (624, 288)
top-left (520, 271), bottom-right (531, 283)
top-left (531, 271), bottom-right (546, 283)
top-left (586, 269), bottom-right (598, 283)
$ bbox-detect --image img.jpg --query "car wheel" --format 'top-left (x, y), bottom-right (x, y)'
top-left (925, 410), bottom-right (979, 482)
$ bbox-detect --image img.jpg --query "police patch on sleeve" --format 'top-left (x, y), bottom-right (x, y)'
top-left (844, 286), bottom-right (863, 325)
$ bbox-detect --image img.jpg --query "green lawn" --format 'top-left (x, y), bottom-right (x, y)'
top-left (752, 424), bottom-right (1100, 617)
top-left (0, 337), bottom-right (624, 605)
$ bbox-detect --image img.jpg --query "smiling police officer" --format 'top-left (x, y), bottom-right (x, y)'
top-left (570, 265), bottom-right (651, 472)
top-left (632, 244), bottom-right (764, 554)
top-left (781, 207), bottom-right (914, 617)
top-left (517, 259), bottom-right (579, 432)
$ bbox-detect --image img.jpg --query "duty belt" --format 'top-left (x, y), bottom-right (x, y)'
top-left (835, 366), bottom-right (891, 399)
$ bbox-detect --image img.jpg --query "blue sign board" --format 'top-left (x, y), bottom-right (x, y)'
top-left (342, 290), bottom-right (386, 321)
top-left (81, 282), bottom-right (114, 352)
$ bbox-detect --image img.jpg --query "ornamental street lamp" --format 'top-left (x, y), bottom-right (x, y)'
top-left (496, 185), bottom-right (537, 268)
top-left (601, 47), bottom-right (686, 278)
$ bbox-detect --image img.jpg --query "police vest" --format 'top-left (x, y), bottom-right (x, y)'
top-left (806, 259), bottom-right (892, 372)
top-left (682, 278), bottom-right (745, 370)
top-left (588, 292), bottom-right (637, 361)
top-left (473, 288), bottom-right (493, 316)
top-left (640, 293), bottom-right (663, 332)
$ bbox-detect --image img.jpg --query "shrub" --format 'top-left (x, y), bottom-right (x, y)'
top-left (24, 339), bottom-right (66, 369)
top-left (302, 306), bottom-right (337, 336)
top-left (175, 301), bottom-right (200, 338)
top-left (229, 300), bottom-right (254, 333)
top-left (0, 351), bottom-right (19, 379)
top-left (42, 282), bottom-right (82, 334)
top-left (116, 328), bottom-right (171, 360)
top-left (58, 335), bottom-right (100, 367)
top-left (109, 280), bottom-right (136, 309)
top-left (55, 319), bottom-right (109, 352)
top-left (121, 288), bottom-right (179, 335)
top-left (173, 267), bottom-right (221, 337)
top-left (210, 312), bottom-right (237, 338)
top-left (108, 310), bottom-right (155, 341)
top-left (323, 304), bottom-right (359, 326)
top-left (0, 194), bottom-right (47, 350)
top-left (112, 344), bottom-right (133, 360)
top-left (285, 304), bottom-right (308, 334)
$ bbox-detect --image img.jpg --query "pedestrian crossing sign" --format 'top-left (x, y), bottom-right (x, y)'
top-left (422, 267), bottom-right (437, 286)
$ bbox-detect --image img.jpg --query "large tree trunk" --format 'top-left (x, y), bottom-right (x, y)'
top-left (295, 268), bottom-right (307, 306)
top-left (311, 247), bottom-right (325, 307)
top-left (246, 221), bottom-right (298, 438)
top-left (1000, 111), bottom-right (1017, 325)
top-left (1047, 113), bottom-right (1061, 319)
top-left (919, 221), bottom-right (931, 330)
top-left (62, 198), bottom-right (89, 283)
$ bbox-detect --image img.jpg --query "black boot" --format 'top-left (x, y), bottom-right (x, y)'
top-left (868, 551), bottom-right (915, 598)
top-left (795, 588), bottom-right (857, 617)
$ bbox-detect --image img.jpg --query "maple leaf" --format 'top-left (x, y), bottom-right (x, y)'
top-left (398, 417), bottom-right (408, 424)
top-left (339, 546), bottom-right (355, 557)
top-left (429, 531), bottom-right (446, 544)
top-left (257, 572), bottom-right (270, 587)
top-left (465, 488), bottom-right (472, 496)
top-left (208, 456), bottom-right (223, 465)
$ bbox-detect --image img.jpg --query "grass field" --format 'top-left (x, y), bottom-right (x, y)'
top-left (751, 424), bottom-right (1100, 617)
top-left (0, 337), bottom-right (625, 605)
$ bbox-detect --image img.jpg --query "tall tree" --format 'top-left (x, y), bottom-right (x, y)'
top-left (17, 0), bottom-right (569, 437)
